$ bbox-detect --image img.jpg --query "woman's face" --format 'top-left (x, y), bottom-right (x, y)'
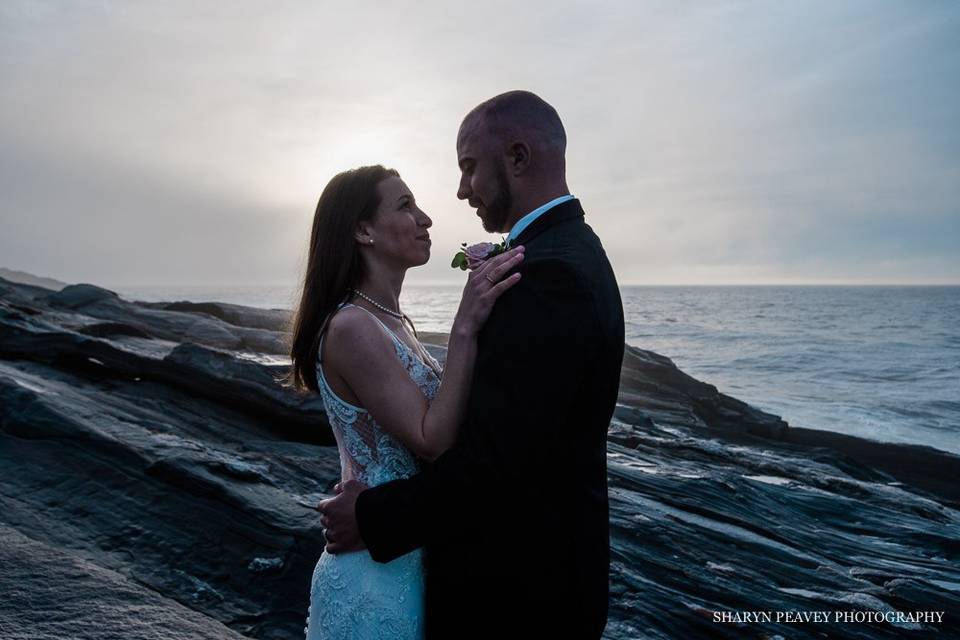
top-left (363, 176), bottom-right (432, 267)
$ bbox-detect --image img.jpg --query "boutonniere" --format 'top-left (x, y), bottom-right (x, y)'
top-left (450, 238), bottom-right (508, 271)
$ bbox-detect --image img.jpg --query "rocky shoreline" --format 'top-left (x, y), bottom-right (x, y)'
top-left (1, 277), bottom-right (958, 639)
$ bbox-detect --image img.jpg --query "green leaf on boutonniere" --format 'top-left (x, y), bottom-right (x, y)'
top-left (489, 237), bottom-right (508, 257)
top-left (450, 237), bottom-right (509, 271)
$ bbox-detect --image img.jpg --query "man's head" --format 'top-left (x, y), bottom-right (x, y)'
top-left (456, 91), bottom-right (569, 233)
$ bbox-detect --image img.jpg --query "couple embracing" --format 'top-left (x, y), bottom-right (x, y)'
top-left (288, 90), bottom-right (625, 639)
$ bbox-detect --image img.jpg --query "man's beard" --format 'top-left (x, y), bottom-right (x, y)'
top-left (480, 163), bottom-right (513, 233)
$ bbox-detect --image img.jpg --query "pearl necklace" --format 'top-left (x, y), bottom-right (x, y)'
top-left (350, 289), bottom-right (405, 320)
top-left (349, 289), bottom-right (438, 377)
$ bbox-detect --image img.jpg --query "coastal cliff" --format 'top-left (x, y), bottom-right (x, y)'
top-left (1, 278), bottom-right (957, 639)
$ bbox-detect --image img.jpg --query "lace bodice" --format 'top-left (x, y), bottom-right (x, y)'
top-left (315, 303), bottom-right (442, 488)
top-left (306, 304), bottom-right (440, 640)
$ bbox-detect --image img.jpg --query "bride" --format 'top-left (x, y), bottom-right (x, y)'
top-left (287, 165), bottom-right (524, 639)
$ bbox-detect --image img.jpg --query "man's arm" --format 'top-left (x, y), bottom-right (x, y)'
top-left (356, 257), bottom-right (599, 563)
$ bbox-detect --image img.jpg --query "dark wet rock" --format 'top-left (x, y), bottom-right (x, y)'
top-left (613, 402), bottom-right (655, 429)
top-left (618, 344), bottom-right (788, 438)
top-left (0, 358), bottom-right (337, 639)
top-left (78, 321), bottom-right (153, 338)
top-left (0, 267), bottom-right (67, 291)
top-left (1, 276), bottom-right (958, 639)
top-left (46, 282), bottom-right (120, 308)
top-left (0, 524), bottom-right (250, 639)
top-left (1, 276), bottom-right (65, 305)
top-left (0, 290), bottom-right (330, 442)
top-left (0, 280), bottom-right (287, 356)
top-left (182, 316), bottom-right (245, 349)
top-left (155, 301), bottom-right (292, 332)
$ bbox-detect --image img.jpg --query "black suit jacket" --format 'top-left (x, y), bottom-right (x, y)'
top-left (356, 199), bottom-right (625, 639)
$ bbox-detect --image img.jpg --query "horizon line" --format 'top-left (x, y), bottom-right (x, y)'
top-left (105, 281), bottom-right (960, 288)
top-left (4, 268), bottom-right (959, 290)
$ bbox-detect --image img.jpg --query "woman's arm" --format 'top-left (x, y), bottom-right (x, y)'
top-left (324, 247), bottom-right (524, 461)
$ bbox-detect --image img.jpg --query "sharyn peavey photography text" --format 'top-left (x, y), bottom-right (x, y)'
top-left (713, 610), bottom-right (946, 624)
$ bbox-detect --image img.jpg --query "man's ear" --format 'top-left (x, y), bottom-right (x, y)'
top-left (507, 141), bottom-right (531, 176)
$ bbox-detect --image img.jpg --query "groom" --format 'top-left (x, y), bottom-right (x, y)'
top-left (319, 90), bottom-right (625, 638)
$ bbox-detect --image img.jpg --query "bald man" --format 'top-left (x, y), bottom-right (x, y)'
top-left (320, 91), bottom-right (625, 639)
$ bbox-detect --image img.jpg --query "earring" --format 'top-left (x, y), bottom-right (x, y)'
top-left (369, 239), bottom-right (374, 245)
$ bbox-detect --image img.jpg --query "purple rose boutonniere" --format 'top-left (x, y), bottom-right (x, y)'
top-left (450, 238), bottom-right (508, 271)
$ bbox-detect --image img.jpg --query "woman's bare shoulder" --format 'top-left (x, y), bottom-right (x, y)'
top-left (324, 306), bottom-right (395, 368)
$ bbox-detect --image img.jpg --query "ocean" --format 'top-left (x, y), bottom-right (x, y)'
top-left (117, 284), bottom-right (960, 455)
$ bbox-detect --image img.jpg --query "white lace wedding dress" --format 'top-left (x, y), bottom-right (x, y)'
top-left (304, 304), bottom-right (441, 640)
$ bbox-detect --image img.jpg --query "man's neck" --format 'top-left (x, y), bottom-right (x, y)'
top-left (504, 185), bottom-right (571, 234)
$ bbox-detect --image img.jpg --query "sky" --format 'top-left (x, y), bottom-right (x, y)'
top-left (1, 1), bottom-right (959, 287)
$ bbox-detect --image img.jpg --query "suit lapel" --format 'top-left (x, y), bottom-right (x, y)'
top-left (509, 199), bottom-right (584, 246)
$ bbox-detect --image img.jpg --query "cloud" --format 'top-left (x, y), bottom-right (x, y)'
top-left (1, 0), bottom-right (958, 286)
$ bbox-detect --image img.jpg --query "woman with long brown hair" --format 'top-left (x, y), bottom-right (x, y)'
top-left (290, 165), bottom-right (523, 639)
